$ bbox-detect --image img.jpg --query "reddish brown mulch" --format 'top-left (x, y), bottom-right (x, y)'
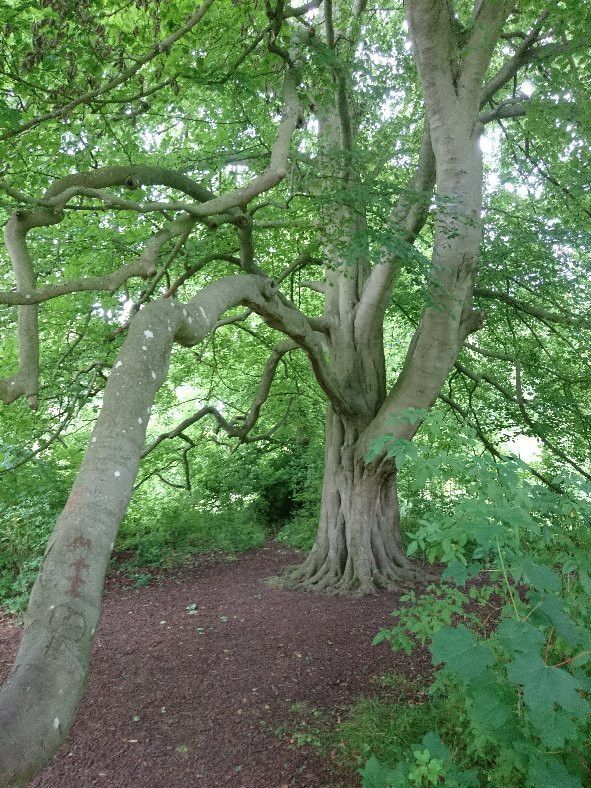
top-left (0, 544), bottom-right (433, 788)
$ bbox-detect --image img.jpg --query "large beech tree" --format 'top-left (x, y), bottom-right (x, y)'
top-left (1, 0), bottom-right (590, 783)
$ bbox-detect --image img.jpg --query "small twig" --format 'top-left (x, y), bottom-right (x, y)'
top-left (543, 627), bottom-right (554, 664)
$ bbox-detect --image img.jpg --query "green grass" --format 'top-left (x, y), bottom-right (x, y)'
top-left (273, 675), bottom-right (535, 787)
top-left (281, 674), bottom-right (467, 773)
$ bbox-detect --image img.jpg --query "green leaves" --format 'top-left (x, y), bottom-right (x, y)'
top-left (468, 672), bottom-right (514, 729)
top-left (529, 593), bottom-right (583, 647)
top-left (516, 558), bottom-right (562, 592)
top-left (497, 619), bottom-right (546, 654)
top-left (0, 102), bottom-right (22, 130)
top-left (527, 756), bottom-right (583, 788)
top-left (430, 625), bottom-right (495, 679)
top-left (507, 654), bottom-right (589, 717)
top-left (360, 755), bottom-right (406, 787)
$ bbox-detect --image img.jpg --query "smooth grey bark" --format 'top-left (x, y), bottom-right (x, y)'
top-left (285, 0), bottom-right (512, 593)
top-left (287, 406), bottom-right (432, 594)
top-left (0, 273), bottom-right (311, 786)
top-left (0, 1), bottom-right (548, 780)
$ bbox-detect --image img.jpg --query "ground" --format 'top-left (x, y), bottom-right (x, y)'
top-left (0, 544), bottom-right (432, 788)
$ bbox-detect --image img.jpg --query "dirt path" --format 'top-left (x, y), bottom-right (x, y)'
top-left (0, 544), bottom-right (429, 787)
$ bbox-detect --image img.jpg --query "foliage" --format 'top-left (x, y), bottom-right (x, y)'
top-left (365, 413), bottom-right (591, 787)
top-left (0, 462), bottom-right (69, 612)
top-left (115, 496), bottom-right (267, 569)
top-left (274, 677), bottom-right (479, 787)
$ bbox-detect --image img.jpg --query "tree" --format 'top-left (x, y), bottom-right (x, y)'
top-left (0, 0), bottom-right (590, 783)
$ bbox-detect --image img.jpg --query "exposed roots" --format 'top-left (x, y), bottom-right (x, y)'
top-left (276, 548), bottom-right (438, 597)
top-left (279, 412), bottom-right (440, 596)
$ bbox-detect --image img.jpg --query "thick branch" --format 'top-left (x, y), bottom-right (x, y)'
top-left (458, 0), bottom-right (513, 104)
top-left (0, 272), bottom-right (309, 784)
top-left (0, 216), bottom-right (197, 306)
top-left (1, 63), bottom-right (301, 407)
top-left (479, 97), bottom-right (528, 123)
top-left (480, 11), bottom-right (550, 106)
top-left (404, 0), bottom-right (458, 113)
top-left (354, 119), bottom-right (436, 343)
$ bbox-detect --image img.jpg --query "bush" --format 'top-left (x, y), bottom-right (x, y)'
top-left (115, 494), bottom-right (267, 567)
top-left (275, 512), bottom-right (318, 551)
top-left (363, 411), bottom-right (591, 787)
top-left (0, 499), bottom-right (59, 612)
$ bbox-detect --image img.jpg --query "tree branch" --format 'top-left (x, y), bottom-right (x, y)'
top-left (1, 61), bottom-right (302, 407)
top-left (479, 97), bottom-right (528, 124)
top-left (480, 10), bottom-right (550, 106)
top-left (0, 0), bottom-right (216, 142)
top-left (405, 0), bottom-right (459, 110)
top-left (473, 287), bottom-right (590, 328)
top-left (354, 118), bottom-right (435, 343)
top-left (437, 391), bottom-right (564, 493)
top-left (142, 339), bottom-right (297, 457)
top-left (458, 0), bottom-right (514, 104)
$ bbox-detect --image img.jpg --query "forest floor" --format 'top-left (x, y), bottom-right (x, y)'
top-left (0, 543), bottom-right (434, 788)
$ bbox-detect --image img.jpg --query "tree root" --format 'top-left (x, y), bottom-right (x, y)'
top-left (270, 553), bottom-right (438, 596)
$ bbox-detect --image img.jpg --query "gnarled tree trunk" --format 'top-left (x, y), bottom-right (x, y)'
top-left (288, 408), bottom-right (430, 594)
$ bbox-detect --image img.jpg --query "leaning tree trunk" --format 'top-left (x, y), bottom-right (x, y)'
top-left (0, 273), bottom-right (296, 787)
top-left (288, 407), bottom-right (433, 594)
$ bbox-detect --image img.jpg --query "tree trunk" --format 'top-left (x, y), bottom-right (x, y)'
top-left (287, 407), bottom-right (434, 594)
top-left (0, 274), bottom-right (303, 787)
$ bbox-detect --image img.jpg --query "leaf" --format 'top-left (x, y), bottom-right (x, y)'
top-left (497, 619), bottom-right (546, 655)
top-left (441, 559), bottom-right (467, 585)
top-left (527, 755), bottom-right (583, 788)
top-left (0, 103), bottom-right (22, 130)
top-left (530, 594), bottom-right (583, 647)
top-left (506, 654), bottom-right (589, 717)
top-left (519, 558), bottom-right (561, 592)
top-left (469, 677), bottom-right (515, 729)
top-left (360, 755), bottom-right (406, 788)
top-left (430, 625), bottom-right (495, 679)
top-left (528, 706), bottom-right (577, 748)
top-left (420, 731), bottom-right (451, 761)
top-left (579, 569), bottom-right (591, 595)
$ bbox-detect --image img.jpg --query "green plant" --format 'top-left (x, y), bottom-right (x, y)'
top-left (115, 494), bottom-right (267, 569)
top-left (373, 583), bottom-right (495, 656)
top-left (367, 551), bottom-right (591, 785)
top-left (0, 499), bottom-right (59, 612)
top-left (275, 511), bottom-right (319, 551)
top-left (364, 410), bottom-right (591, 786)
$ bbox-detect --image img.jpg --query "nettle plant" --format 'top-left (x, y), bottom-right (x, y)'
top-left (364, 412), bottom-right (591, 787)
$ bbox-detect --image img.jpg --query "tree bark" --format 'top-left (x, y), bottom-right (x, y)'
top-left (0, 272), bottom-right (312, 787)
top-left (284, 0), bottom-right (512, 595)
top-left (286, 407), bottom-right (435, 595)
